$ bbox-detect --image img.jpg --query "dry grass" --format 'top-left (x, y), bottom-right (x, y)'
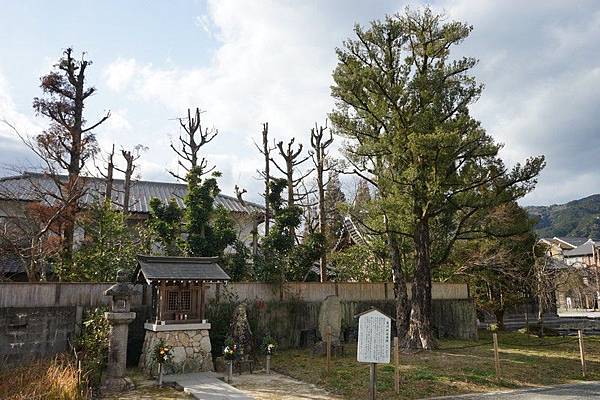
top-left (271, 331), bottom-right (600, 399)
top-left (0, 355), bottom-right (88, 400)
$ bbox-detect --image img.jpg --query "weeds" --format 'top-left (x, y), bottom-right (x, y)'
top-left (0, 354), bottom-right (89, 400)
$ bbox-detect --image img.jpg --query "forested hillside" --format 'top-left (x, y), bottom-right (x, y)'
top-left (527, 194), bottom-right (600, 238)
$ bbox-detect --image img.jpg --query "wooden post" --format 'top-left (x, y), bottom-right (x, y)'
top-left (200, 282), bottom-right (206, 320)
top-left (266, 355), bottom-right (271, 374)
top-left (368, 363), bottom-right (377, 400)
top-left (158, 282), bottom-right (165, 322)
top-left (227, 360), bottom-right (233, 383)
top-left (578, 330), bottom-right (587, 378)
top-left (493, 333), bottom-right (500, 381)
top-left (394, 336), bottom-right (400, 394)
top-left (326, 325), bottom-right (332, 372)
top-left (158, 363), bottom-right (163, 387)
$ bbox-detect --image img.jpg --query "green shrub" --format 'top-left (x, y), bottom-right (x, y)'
top-left (74, 307), bottom-right (110, 387)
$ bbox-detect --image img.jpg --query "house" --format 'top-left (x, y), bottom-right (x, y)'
top-left (539, 236), bottom-right (600, 310)
top-left (0, 172), bottom-right (265, 280)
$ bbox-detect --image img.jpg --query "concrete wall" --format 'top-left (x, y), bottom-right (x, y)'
top-left (0, 282), bottom-right (471, 365)
top-left (0, 306), bottom-right (78, 365)
top-left (0, 282), bottom-right (468, 308)
top-left (207, 282), bottom-right (469, 303)
top-left (205, 298), bottom-right (478, 352)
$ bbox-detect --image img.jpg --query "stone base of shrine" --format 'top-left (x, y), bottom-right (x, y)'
top-left (139, 322), bottom-right (214, 375)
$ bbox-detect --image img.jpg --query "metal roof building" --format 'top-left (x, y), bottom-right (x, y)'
top-left (0, 172), bottom-right (264, 215)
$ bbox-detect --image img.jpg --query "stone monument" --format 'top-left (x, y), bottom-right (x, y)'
top-left (101, 269), bottom-right (136, 393)
top-left (313, 295), bottom-right (342, 355)
top-left (318, 295), bottom-right (342, 342)
top-left (229, 302), bottom-right (254, 357)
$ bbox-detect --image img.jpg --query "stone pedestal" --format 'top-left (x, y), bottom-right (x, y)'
top-left (139, 322), bottom-right (213, 375)
top-left (105, 312), bottom-right (136, 378)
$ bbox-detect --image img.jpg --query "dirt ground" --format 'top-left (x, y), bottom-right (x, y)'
top-left (231, 371), bottom-right (342, 400)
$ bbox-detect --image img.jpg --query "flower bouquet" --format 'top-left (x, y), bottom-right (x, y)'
top-left (223, 338), bottom-right (237, 382)
top-left (152, 339), bottom-right (172, 386)
top-left (262, 335), bottom-right (277, 374)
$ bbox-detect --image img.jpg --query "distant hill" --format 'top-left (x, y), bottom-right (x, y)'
top-left (527, 194), bottom-right (600, 238)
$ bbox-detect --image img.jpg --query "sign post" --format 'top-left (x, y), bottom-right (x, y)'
top-left (356, 308), bottom-right (392, 400)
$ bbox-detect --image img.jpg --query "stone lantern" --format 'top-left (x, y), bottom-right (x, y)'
top-left (101, 269), bottom-right (136, 392)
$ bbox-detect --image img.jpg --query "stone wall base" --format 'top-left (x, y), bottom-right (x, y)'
top-left (139, 327), bottom-right (213, 375)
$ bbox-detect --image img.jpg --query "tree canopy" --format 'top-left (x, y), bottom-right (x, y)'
top-left (331, 8), bottom-right (545, 348)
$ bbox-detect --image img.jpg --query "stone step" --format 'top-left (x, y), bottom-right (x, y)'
top-left (164, 372), bottom-right (255, 400)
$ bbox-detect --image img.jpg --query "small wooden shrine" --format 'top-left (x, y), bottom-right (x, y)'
top-left (135, 255), bottom-right (230, 324)
top-left (135, 255), bottom-right (230, 373)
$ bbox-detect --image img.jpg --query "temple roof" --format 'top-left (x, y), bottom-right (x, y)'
top-left (135, 255), bottom-right (230, 283)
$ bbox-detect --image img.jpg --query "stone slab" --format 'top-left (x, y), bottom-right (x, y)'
top-left (318, 295), bottom-right (341, 342)
top-left (164, 372), bottom-right (255, 399)
top-left (144, 322), bottom-right (211, 331)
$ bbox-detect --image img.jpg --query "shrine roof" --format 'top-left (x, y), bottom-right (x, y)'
top-left (136, 255), bottom-right (230, 283)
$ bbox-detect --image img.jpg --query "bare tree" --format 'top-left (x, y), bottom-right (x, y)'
top-left (93, 144), bottom-right (116, 202)
top-left (0, 181), bottom-right (79, 281)
top-left (169, 107), bottom-right (217, 181)
top-left (254, 122), bottom-right (275, 235)
top-left (25, 48), bottom-right (110, 261)
top-left (531, 243), bottom-right (572, 337)
top-left (309, 121), bottom-right (334, 281)
top-left (271, 138), bottom-right (312, 239)
top-left (234, 185), bottom-right (247, 205)
top-left (115, 145), bottom-right (146, 212)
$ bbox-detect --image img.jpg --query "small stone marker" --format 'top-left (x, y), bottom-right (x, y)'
top-left (356, 308), bottom-right (392, 400)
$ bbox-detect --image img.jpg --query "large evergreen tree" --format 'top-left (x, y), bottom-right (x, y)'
top-left (331, 8), bottom-right (544, 348)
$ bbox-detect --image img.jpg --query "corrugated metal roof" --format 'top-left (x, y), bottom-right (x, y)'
top-left (136, 255), bottom-right (230, 282)
top-left (0, 173), bottom-right (264, 215)
top-left (564, 240), bottom-right (596, 257)
top-left (555, 237), bottom-right (590, 248)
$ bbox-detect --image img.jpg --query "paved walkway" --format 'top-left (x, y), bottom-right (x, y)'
top-left (429, 381), bottom-right (600, 399)
top-left (163, 372), bottom-right (254, 400)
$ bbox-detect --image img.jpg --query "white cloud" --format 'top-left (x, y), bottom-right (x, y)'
top-left (195, 14), bottom-right (213, 37)
top-left (101, 0), bottom-right (342, 201)
top-left (0, 69), bottom-right (42, 173)
top-left (104, 58), bottom-right (138, 92)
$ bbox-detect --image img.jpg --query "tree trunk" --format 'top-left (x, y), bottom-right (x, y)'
top-left (494, 309), bottom-right (505, 331)
top-left (388, 230), bottom-right (409, 339)
top-left (62, 173), bottom-right (80, 262)
top-left (262, 123), bottom-right (271, 236)
top-left (404, 218), bottom-right (435, 349)
top-left (317, 161), bottom-right (327, 282)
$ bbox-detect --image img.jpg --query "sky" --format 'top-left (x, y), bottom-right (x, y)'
top-left (0, 0), bottom-right (599, 207)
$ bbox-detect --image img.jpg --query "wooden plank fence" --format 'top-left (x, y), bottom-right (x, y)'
top-left (0, 282), bottom-right (469, 308)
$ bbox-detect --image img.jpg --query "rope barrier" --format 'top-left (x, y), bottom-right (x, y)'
top-left (502, 338), bottom-right (579, 348)
top-left (438, 341), bottom-right (494, 351)
top-left (437, 336), bottom-right (580, 351)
